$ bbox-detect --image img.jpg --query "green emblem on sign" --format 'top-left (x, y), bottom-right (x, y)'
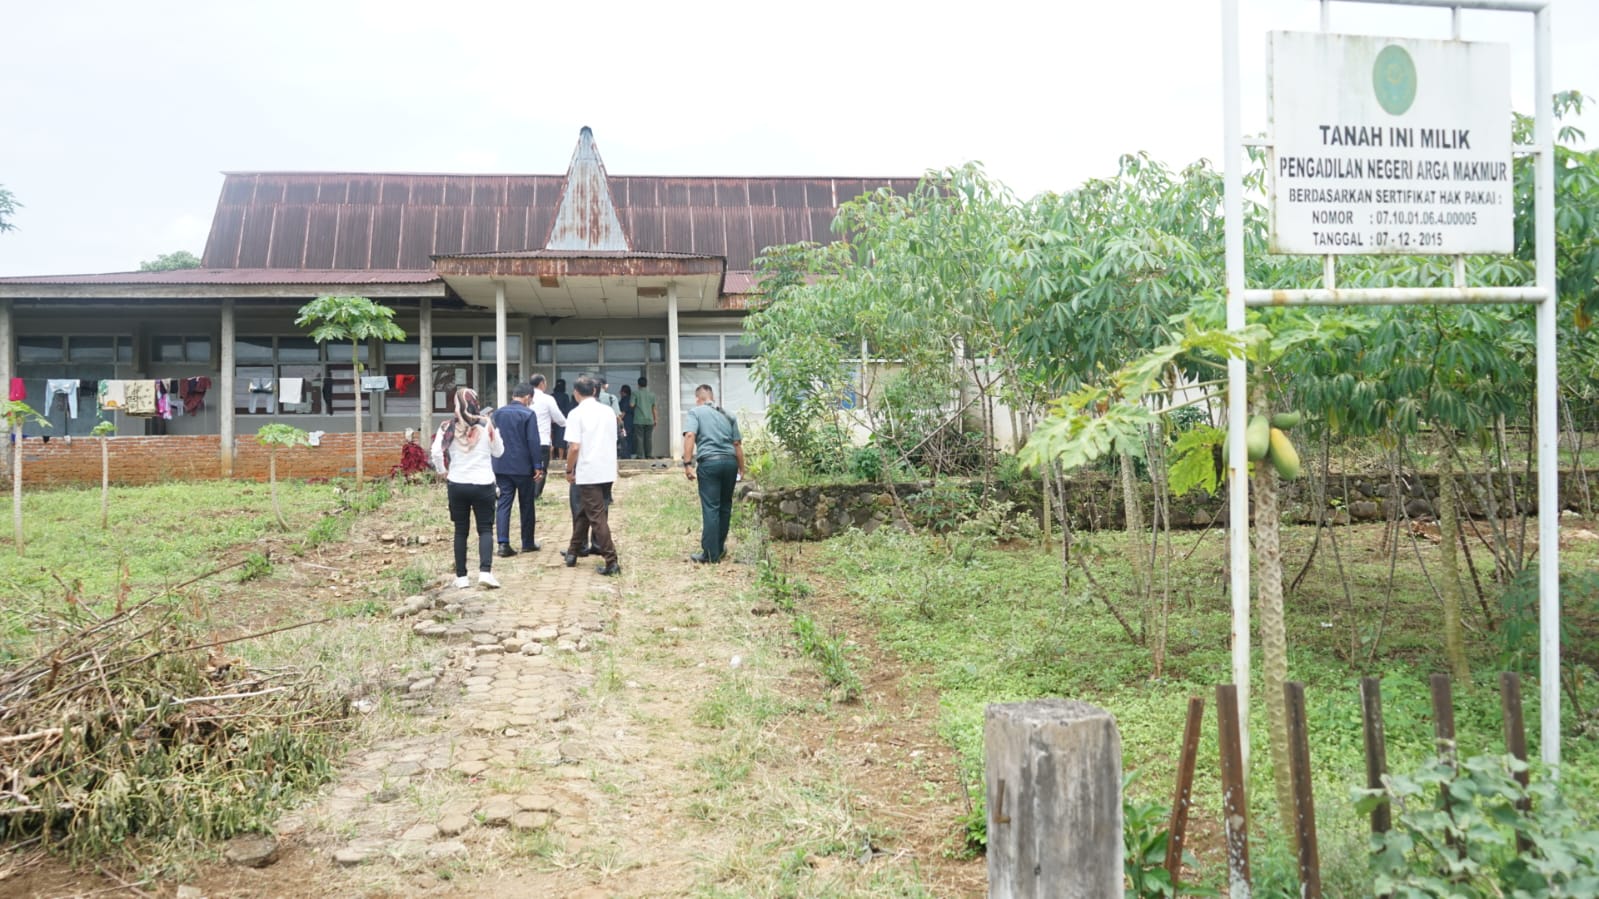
top-left (1373, 44), bottom-right (1417, 115)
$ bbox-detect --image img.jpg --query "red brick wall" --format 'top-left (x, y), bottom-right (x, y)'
top-left (5, 432), bottom-right (416, 486)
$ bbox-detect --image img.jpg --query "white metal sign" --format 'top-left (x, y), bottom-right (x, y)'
top-left (1269, 31), bottom-right (1512, 255)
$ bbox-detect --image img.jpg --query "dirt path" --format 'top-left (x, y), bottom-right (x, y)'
top-left (140, 472), bottom-right (987, 897)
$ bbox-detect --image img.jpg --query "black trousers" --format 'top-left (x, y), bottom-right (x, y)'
top-left (448, 481), bottom-right (496, 576)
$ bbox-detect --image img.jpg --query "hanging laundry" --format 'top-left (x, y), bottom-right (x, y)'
top-left (8, 378), bottom-right (24, 401)
top-left (156, 381), bottom-right (172, 420)
top-left (124, 380), bottom-right (158, 416)
top-left (181, 376), bottom-right (210, 415)
top-left (45, 379), bottom-right (80, 418)
top-left (321, 377), bottom-right (334, 411)
top-left (394, 373), bottom-right (417, 395)
top-left (359, 375), bottom-right (389, 392)
top-left (280, 377), bottom-right (304, 406)
top-left (247, 377), bottom-right (276, 414)
top-left (99, 380), bottom-right (127, 411)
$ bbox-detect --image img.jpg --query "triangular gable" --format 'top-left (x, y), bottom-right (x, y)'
top-left (542, 127), bottom-right (630, 252)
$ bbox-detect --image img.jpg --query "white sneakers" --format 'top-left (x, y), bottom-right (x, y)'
top-left (478, 571), bottom-right (501, 589)
top-left (453, 575), bottom-right (471, 589)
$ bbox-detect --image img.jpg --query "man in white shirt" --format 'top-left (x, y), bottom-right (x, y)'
top-left (562, 376), bottom-right (621, 576)
top-left (527, 373), bottom-right (566, 499)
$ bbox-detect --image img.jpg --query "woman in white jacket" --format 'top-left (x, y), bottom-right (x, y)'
top-left (431, 387), bottom-right (505, 588)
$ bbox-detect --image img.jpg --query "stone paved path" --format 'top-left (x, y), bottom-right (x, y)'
top-left (276, 537), bottom-right (619, 881)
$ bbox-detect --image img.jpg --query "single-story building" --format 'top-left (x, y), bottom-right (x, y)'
top-left (0, 128), bottom-right (917, 483)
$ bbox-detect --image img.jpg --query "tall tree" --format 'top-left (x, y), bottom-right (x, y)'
top-left (0, 185), bottom-right (19, 233)
top-left (295, 296), bottom-right (405, 486)
top-left (139, 250), bottom-right (202, 271)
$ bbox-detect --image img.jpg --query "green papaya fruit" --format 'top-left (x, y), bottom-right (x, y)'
top-left (1246, 415), bottom-right (1271, 461)
top-left (1269, 427), bottom-right (1301, 480)
top-left (1271, 411), bottom-right (1303, 430)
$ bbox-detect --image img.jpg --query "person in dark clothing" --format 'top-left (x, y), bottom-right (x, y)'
top-left (618, 384), bottom-right (635, 459)
top-left (551, 378), bottom-right (573, 460)
top-left (491, 382), bottom-right (544, 555)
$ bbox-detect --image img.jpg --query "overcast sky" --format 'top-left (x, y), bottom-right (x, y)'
top-left (2, 0), bottom-right (1595, 277)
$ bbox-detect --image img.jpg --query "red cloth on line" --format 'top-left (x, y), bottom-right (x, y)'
top-left (394, 373), bottom-right (417, 395)
top-left (8, 378), bottom-right (23, 401)
top-left (183, 376), bottom-right (211, 415)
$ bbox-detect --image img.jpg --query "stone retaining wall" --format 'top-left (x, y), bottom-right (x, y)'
top-left (747, 468), bottom-right (1593, 541)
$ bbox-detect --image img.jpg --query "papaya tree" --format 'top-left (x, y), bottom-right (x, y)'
top-left (295, 295), bottom-right (405, 487)
top-left (257, 424), bottom-right (309, 530)
top-left (1022, 305), bottom-right (1368, 848)
top-left (93, 418), bottom-right (115, 529)
top-left (4, 401), bottom-right (49, 555)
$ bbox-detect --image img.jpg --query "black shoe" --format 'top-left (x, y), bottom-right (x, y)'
top-left (562, 551), bottom-right (577, 567)
top-left (595, 562), bottom-right (622, 576)
top-left (522, 540), bottom-right (541, 552)
top-left (690, 551), bottom-right (711, 564)
top-left (576, 545), bottom-right (594, 558)
top-left (496, 544), bottom-right (518, 558)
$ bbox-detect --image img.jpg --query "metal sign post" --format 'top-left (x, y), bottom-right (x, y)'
top-left (1221, 0), bottom-right (1561, 791)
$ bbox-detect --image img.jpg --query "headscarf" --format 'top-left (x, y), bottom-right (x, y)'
top-left (439, 387), bottom-right (487, 467)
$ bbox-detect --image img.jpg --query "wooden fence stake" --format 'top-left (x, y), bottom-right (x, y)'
top-left (1500, 672), bottom-right (1533, 853)
top-left (1216, 684), bottom-right (1251, 897)
top-left (1165, 696), bottom-right (1205, 890)
top-left (1284, 682), bottom-right (1321, 898)
top-left (1359, 677), bottom-right (1391, 834)
top-left (1429, 673), bottom-right (1458, 762)
top-left (983, 699), bottom-right (1123, 898)
top-left (1429, 673), bottom-right (1462, 859)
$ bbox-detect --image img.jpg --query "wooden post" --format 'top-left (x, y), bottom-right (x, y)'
top-left (1500, 672), bottom-right (1532, 853)
top-left (1284, 682), bottom-right (1321, 897)
top-left (1430, 673), bottom-right (1457, 762)
top-left (1430, 673), bottom-right (1462, 859)
top-left (984, 700), bottom-right (1123, 898)
top-left (1165, 696), bottom-right (1204, 890)
top-left (1216, 684), bottom-right (1251, 897)
top-left (1359, 677), bottom-right (1391, 834)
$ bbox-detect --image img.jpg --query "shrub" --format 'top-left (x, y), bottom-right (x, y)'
top-left (1357, 753), bottom-right (1599, 897)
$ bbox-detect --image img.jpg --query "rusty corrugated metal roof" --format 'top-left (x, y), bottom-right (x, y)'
top-left (202, 129), bottom-right (920, 275)
top-left (0, 268), bottom-right (440, 286)
top-left (543, 127), bottom-right (629, 252)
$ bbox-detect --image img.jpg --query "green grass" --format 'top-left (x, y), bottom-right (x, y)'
top-left (0, 479), bottom-right (343, 630)
top-left (799, 514), bottom-right (1599, 890)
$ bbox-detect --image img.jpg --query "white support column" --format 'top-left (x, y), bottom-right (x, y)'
top-left (495, 282), bottom-right (509, 408)
top-left (219, 298), bottom-right (236, 478)
top-left (1222, 0), bottom-right (1252, 777)
top-left (667, 283), bottom-right (682, 463)
top-left (419, 297), bottom-right (433, 436)
top-left (1534, 3), bottom-right (1561, 769)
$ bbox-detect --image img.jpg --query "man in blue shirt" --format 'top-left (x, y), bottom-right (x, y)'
top-left (491, 382), bottom-right (544, 555)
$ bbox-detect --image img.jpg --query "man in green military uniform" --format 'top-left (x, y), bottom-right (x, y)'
top-left (633, 376), bottom-right (657, 458)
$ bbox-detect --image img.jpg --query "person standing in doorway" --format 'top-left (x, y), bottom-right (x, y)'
top-left (682, 383), bottom-right (746, 564)
top-left (551, 378), bottom-right (573, 460)
top-left (430, 387), bottom-right (505, 588)
top-left (492, 381), bottom-right (544, 555)
top-left (633, 376), bottom-right (657, 458)
top-left (562, 376), bottom-right (621, 576)
top-left (528, 373), bottom-right (565, 499)
top-left (617, 384), bottom-right (635, 460)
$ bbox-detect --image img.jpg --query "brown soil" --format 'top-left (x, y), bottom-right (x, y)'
top-left (1, 474), bottom-right (985, 897)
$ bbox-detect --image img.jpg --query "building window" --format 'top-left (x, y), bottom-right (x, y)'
top-left (233, 335), bottom-right (372, 416)
top-left (676, 333), bottom-right (765, 420)
top-left (151, 335), bottom-right (212, 363)
top-left (429, 335), bottom-right (520, 411)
